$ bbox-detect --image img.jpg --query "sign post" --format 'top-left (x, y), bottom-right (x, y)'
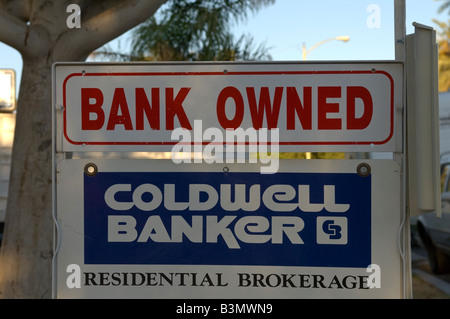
top-left (52, 61), bottom-right (409, 298)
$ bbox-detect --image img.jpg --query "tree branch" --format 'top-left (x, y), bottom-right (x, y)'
top-left (0, 9), bottom-right (28, 52)
top-left (54, 0), bottom-right (167, 61)
top-left (0, 8), bottom-right (53, 59)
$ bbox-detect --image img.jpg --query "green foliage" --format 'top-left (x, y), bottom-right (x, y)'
top-left (130, 0), bottom-right (274, 61)
top-left (279, 153), bottom-right (346, 159)
top-left (93, 0), bottom-right (275, 62)
top-left (439, 53), bottom-right (450, 92)
top-left (437, 0), bottom-right (450, 15)
top-left (433, 18), bottom-right (450, 92)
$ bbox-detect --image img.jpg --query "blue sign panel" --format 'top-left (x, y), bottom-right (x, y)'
top-left (84, 171), bottom-right (371, 267)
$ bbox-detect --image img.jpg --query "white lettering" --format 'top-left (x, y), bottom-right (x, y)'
top-left (164, 184), bottom-right (189, 210)
top-left (108, 215), bottom-right (138, 242)
top-left (104, 184), bottom-right (133, 210)
top-left (66, 4), bottom-right (81, 29)
top-left (262, 185), bottom-right (297, 212)
top-left (133, 184), bottom-right (163, 211)
top-left (171, 215), bottom-right (203, 243)
top-left (298, 185), bottom-right (324, 212)
top-left (206, 215), bottom-right (240, 249)
top-left (220, 184), bottom-right (260, 211)
top-left (203, 126), bottom-right (224, 164)
top-left (189, 184), bottom-right (218, 211)
top-left (367, 264), bottom-right (381, 288)
top-left (271, 216), bottom-right (304, 244)
top-left (234, 216), bottom-right (271, 244)
top-left (138, 215), bottom-right (171, 242)
top-left (104, 183), bottom-right (350, 213)
top-left (366, 4), bottom-right (381, 29)
top-left (171, 120), bottom-right (279, 174)
top-left (66, 264), bottom-right (81, 289)
top-left (103, 182), bottom-right (349, 248)
top-left (109, 215), bottom-right (307, 249)
top-left (324, 185), bottom-right (350, 212)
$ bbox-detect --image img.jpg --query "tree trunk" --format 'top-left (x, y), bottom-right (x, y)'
top-left (0, 0), bottom-right (167, 299)
top-left (0, 57), bottom-right (54, 298)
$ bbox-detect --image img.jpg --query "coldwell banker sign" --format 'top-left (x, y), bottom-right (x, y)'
top-left (52, 62), bottom-right (403, 299)
top-left (85, 171), bottom-right (369, 266)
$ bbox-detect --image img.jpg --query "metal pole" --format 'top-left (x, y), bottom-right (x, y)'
top-left (395, 0), bottom-right (406, 62)
top-left (394, 0), bottom-right (410, 299)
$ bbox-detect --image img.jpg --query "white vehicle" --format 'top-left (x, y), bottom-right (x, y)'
top-left (416, 92), bottom-right (450, 274)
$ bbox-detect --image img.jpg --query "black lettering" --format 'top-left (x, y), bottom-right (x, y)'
top-left (266, 274), bottom-right (281, 287)
top-left (238, 273), bottom-right (251, 287)
top-left (84, 272), bottom-right (98, 286)
top-left (282, 274), bottom-right (296, 287)
top-left (159, 273), bottom-right (174, 286)
top-left (110, 272), bottom-right (122, 286)
top-left (312, 274), bottom-right (326, 288)
top-left (328, 275), bottom-right (344, 289)
top-left (358, 275), bottom-right (370, 289)
top-left (252, 273), bottom-right (266, 287)
top-left (298, 274), bottom-right (311, 288)
top-left (99, 272), bottom-right (111, 286)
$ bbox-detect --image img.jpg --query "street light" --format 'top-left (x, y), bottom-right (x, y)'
top-left (302, 36), bottom-right (350, 159)
top-left (302, 35), bottom-right (350, 60)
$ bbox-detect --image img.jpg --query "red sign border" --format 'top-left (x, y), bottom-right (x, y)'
top-left (62, 70), bottom-right (395, 146)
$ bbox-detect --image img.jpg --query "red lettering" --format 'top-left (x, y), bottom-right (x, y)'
top-left (286, 86), bottom-right (312, 130)
top-left (80, 84), bottom-right (372, 135)
top-left (347, 86), bottom-right (373, 130)
top-left (165, 87), bottom-right (192, 130)
top-left (216, 86), bottom-right (244, 129)
top-left (106, 88), bottom-right (133, 130)
top-left (246, 87), bottom-right (283, 129)
top-left (81, 88), bottom-right (105, 130)
top-left (318, 86), bottom-right (341, 130)
top-left (135, 88), bottom-right (160, 130)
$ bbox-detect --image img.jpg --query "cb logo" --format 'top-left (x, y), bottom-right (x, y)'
top-left (316, 217), bottom-right (347, 245)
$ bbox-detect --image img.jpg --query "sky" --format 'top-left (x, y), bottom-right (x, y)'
top-left (237, 0), bottom-right (446, 60)
top-left (0, 0), bottom-right (448, 97)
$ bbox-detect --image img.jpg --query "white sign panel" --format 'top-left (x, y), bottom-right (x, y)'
top-left (53, 62), bottom-right (402, 152)
top-left (53, 159), bottom-right (403, 298)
